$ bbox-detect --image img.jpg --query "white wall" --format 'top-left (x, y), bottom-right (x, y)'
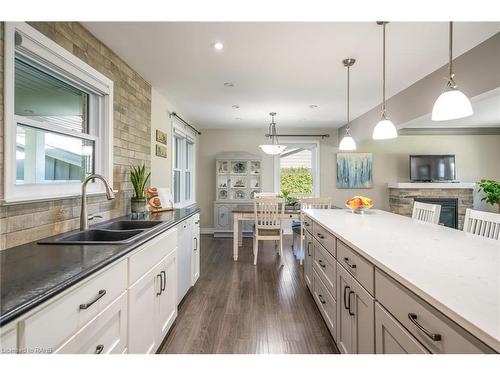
top-left (198, 129), bottom-right (500, 229)
top-left (150, 87), bottom-right (172, 189)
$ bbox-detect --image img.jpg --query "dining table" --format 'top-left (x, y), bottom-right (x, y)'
top-left (231, 204), bottom-right (301, 261)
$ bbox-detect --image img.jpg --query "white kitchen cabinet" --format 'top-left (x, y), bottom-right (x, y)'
top-left (191, 213), bottom-right (200, 285)
top-left (55, 292), bottom-right (128, 354)
top-left (303, 230), bottom-right (313, 290)
top-left (177, 218), bottom-right (192, 303)
top-left (0, 324), bottom-right (17, 354)
top-left (128, 260), bottom-right (162, 354)
top-left (375, 302), bottom-right (429, 354)
top-left (128, 248), bottom-right (178, 354)
top-left (156, 249), bottom-right (178, 344)
top-left (336, 262), bottom-right (375, 354)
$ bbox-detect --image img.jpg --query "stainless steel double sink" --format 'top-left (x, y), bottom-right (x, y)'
top-left (38, 220), bottom-right (165, 245)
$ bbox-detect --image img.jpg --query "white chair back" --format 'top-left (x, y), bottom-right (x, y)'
top-left (254, 197), bottom-right (284, 230)
top-left (463, 208), bottom-right (500, 240)
top-left (300, 197), bottom-right (332, 210)
top-left (412, 201), bottom-right (441, 225)
top-left (254, 192), bottom-right (280, 198)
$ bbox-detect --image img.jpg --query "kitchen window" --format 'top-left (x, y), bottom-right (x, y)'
top-left (3, 23), bottom-right (113, 203)
top-left (172, 118), bottom-right (196, 208)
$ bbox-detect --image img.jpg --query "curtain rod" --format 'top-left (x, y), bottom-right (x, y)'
top-left (169, 112), bottom-right (202, 135)
top-left (265, 133), bottom-right (330, 139)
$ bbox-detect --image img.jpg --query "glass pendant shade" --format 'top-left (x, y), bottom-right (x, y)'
top-left (259, 144), bottom-right (286, 155)
top-left (259, 112), bottom-right (285, 155)
top-left (372, 118), bottom-right (397, 140)
top-left (432, 88), bottom-right (473, 121)
top-left (339, 134), bottom-right (356, 151)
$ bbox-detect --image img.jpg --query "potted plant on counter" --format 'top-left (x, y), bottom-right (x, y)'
top-left (478, 179), bottom-right (500, 213)
top-left (130, 164), bottom-right (151, 214)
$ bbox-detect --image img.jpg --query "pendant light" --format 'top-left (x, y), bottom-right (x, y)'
top-left (372, 21), bottom-right (398, 140)
top-left (259, 112), bottom-right (286, 155)
top-left (339, 58), bottom-right (357, 151)
top-left (432, 22), bottom-right (473, 121)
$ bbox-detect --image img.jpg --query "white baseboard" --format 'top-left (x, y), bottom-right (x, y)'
top-left (201, 227), bottom-right (214, 234)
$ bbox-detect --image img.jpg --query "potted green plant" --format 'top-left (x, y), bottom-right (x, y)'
top-left (130, 164), bottom-right (151, 213)
top-left (478, 179), bottom-right (500, 213)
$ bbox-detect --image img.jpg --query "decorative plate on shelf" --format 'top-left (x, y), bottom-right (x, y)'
top-left (218, 161), bottom-right (229, 174)
top-left (234, 189), bottom-right (246, 200)
top-left (231, 161), bottom-right (247, 174)
top-left (218, 189), bottom-right (228, 199)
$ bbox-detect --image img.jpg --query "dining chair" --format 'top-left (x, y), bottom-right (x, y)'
top-left (412, 201), bottom-right (442, 225)
top-left (254, 192), bottom-right (280, 198)
top-left (463, 208), bottom-right (500, 240)
top-left (253, 196), bottom-right (285, 265)
top-left (294, 197), bottom-right (333, 260)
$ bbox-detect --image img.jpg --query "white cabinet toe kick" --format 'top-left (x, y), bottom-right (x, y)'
top-left (302, 210), bottom-right (499, 354)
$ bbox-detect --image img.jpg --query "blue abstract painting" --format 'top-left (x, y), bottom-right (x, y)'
top-left (336, 153), bottom-right (373, 189)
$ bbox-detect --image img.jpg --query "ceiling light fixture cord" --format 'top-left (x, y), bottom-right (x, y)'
top-left (382, 22), bottom-right (386, 118)
top-left (447, 21), bottom-right (456, 90)
top-left (347, 63), bottom-right (351, 133)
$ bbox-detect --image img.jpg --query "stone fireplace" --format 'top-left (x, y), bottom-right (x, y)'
top-left (388, 183), bottom-right (475, 230)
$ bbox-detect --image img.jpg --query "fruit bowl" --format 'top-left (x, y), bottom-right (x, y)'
top-left (345, 196), bottom-right (373, 214)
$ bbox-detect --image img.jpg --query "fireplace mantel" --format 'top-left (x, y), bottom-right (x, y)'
top-left (388, 182), bottom-right (476, 189)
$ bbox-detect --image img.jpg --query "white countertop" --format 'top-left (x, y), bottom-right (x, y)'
top-left (388, 182), bottom-right (476, 189)
top-left (303, 208), bottom-right (500, 351)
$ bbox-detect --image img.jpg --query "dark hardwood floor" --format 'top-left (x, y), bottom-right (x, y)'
top-left (159, 234), bottom-right (339, 354)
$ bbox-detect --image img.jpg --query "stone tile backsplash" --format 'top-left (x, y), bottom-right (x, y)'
top-left (0, 22), bottom-right (152, 249)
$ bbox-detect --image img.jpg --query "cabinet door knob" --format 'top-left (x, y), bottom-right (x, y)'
top-left (408, 313), bottom-right (442, 341)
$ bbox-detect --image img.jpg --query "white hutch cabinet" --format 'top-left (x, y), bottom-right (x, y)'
top-left (213, 152), bottom-right (262, 237)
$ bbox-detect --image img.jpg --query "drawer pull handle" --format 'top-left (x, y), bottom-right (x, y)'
top-left (95, 344), bottom-right (104, 354)
top-left (161, 270), bottom-right (166, 292)
top-left (317, 233), bottom-right (325, 239)
top-left (156, 274), bottom-right (163, 296)
top-left (343, 285), bottom-right (350, 310)
top-left (318, 294), bottom-right (327, 305)
top-left (195, 220), bottom-right (200, 224)
top-left (348, 291), bottom-right (355, 316)
top-left (304, 222), bottom-right (310, 227)
top-left (79, 289), bottom-right (106, 310)
top-left (307, 242), bottom-right (312, 257)
top-left (408, 313), bottom-right (442, 341)
top-left (343, 257), bottom-right (357, 269)
top-left (194, 237), bottom-right (198, 251)
top-left (318, 259), bottom-right (326, 268)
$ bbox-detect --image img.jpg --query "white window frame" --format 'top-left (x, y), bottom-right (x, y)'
top-left (3, 22), bottom-right (114, 204)
top-left (273, 140), bottom-right (320, 197)
top-left (171, 117), bottom-right (196, 208)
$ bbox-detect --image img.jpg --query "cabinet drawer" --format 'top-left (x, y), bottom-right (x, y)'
top-left (55, 292), bottom-right (127, 354)
top-left (375, 302), bottom-right (429, 354)
top-left (312, 221), bottom-right (336, 257)
top-left (24, 259), bottom-right (127, 352)
top-left (375, 270), bottom-right (494, 353)
top-left (313, 269), bottom-right (336, 339)
top-left (303, 216), bottom-right (313, 234)
top-left (0, 325), bottom-right (17, 354)
top-left (312, 239), bottom-right (336, 296)
top-left (337, 241), bottom-right (374, 296)
top-left (129, 227), bottom-right (177, 285)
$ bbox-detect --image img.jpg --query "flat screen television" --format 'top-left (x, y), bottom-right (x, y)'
top-left (409, 155), bottom-right (456, 182)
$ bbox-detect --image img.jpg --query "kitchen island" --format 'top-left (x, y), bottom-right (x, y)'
top-left (303, 208), bottom-right (500, 354)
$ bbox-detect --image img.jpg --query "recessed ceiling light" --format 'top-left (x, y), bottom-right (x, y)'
top-left (309, 104), bottom-right (319, 109)
top-left (223, 82), bottom-right (234, 87)
top-left (232, 105), bottom-right (240, 109)
top-left (235, 117), bottom-right (243, 120)
top-left (213, 41), bottom-right (224, 51)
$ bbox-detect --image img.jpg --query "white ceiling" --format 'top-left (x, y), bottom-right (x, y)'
top-left (83, 22), bottom-right (500, 129)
